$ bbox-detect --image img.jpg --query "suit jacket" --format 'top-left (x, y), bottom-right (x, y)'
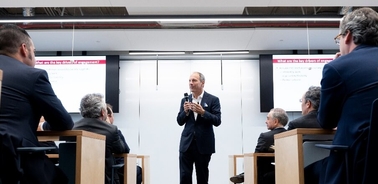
top-left (73, 118), bottom-right (127, 184)
top-left (287, 110), bottom-right (321, 130)
top-left (176, 91), bottom-right (221, 154)
top-left (0, 55), bottom-right (74, 183)
top-left (254, 127), bottom-right (286, 183)
top-left (318, 45), bottom-right (378, 184)
top-left (255, 127), bottom-right (286, 153)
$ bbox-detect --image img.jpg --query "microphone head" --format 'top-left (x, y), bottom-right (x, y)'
top-left (184, 93), bottom-right (189, 101)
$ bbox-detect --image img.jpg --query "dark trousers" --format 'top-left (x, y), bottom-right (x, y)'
top-left (179, 139), bottom-right (212, 184)
top-left (304, 157), bottom-right (328, 184)
top-left (116, 165), bottom-right (142, 184)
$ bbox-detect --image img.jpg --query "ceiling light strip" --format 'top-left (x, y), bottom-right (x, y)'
top-left (193, 51), bottom-right (249, 55)
top-left (129, 51), bottom-right (185, 55)
top-left (0, 17), bottom-right (342, 24)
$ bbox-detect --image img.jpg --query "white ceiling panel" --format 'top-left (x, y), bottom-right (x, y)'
top-left (28, 29), bottom-right (257, 52)
top-left (248, 28), bottom-right (339, 51)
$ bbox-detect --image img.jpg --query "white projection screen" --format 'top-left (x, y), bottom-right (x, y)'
top-left (35, 56), bottom-right (107, 113)
top-left (272, 55), bottom-right (334, 111)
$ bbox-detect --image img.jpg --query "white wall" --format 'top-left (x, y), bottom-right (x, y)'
top-left (71, 59), bottom-right (301, 184)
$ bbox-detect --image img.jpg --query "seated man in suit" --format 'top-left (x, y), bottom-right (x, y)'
top-left (230, 108), bottom-right (288, 184)
top-left (248, 86), bottom-right (322, 184)
top-left (0, 24), bottom-right (73, 184)
top-left (73, 93), bottom-right (127, 184)
top-left (105, 103), bottom-right (142, 184)
top-left (287, 86), bottom-right (321, 130)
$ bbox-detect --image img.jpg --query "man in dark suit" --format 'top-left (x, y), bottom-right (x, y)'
top-left (177, 72), bottom-right (221, 184)
top-left (73, 93), bottom-right (127, 184)
top-left (304, 7), bottom-right (378, 184)
top-left (0, 24), bottom-right (74, 184)
top-left (105, 103), bottom-right (142, 184)
top-left (230, 108), bottom-right (288, 184)
top-left (287, 86), bottom-right (321, 130)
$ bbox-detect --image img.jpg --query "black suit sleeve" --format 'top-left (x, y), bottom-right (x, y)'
top-left (177, 98), bottom-right (190, 126)
top-left (255, 133), bottom-right (267, 153)
top-left (118, 130), bottom-right (130, 153)
top-left (34, 70), bottom-right (74, 130)
top-left (111, 127), bottom-right (128, 154)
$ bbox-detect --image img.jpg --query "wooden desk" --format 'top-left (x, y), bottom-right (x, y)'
top-left (274, 128), bottom-right (335, 184)
top-left (37, 130), bottom-right (106, 184)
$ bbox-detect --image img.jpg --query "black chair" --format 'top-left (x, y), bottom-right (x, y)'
top-left (0, 133), bottom-right (57, 184)
top-left (58, 142), bottom-right (76, 184)
top-left (315, 98), bottom-right (378, 184)
top-left (361, 98), bottom-right (378, 184)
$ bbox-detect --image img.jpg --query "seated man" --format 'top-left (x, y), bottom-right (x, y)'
top-left (73, 93), bottom-right (127, 184)
top-left (0, 24), bottom-right (73, 184)
top-left (106, 103), bottom-right (142, 184)
top-left (230, 108), bottom-right (288, 184)
top-left (287, 86), bottom-right (321, 130)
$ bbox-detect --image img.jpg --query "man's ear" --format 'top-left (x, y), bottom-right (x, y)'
top-left (306, 100), bottom-right (311, 108)
top-left (344, 30), bottom-right (353, 44)
top-left (101, 109), bottom-right (107, 119)
top-left (19, 43), bottom-right (28, 57)
top-left (274, 118), bottom-right (279, 125)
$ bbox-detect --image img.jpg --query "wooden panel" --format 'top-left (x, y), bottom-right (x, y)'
top-left (137, 155), bottom-right (150, 184)
top-left (228, 154), bottom-right (244, 184)
top-left (244, 153), bottom-right (275, 184)
top-left (275, 133), bottom-right (302, 184)
top-left (114, 153), bottom-right (137, 184)
top-left (77, 135), bottom-right (105, 184)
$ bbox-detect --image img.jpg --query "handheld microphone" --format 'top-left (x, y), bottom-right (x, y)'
top-left (184, 93), bottom-right (189, 102)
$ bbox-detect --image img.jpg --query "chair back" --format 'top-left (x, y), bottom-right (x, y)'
top-left (0, 133), bottom-right (22, 184)
top-left (302, 141), bottom-right (332, 167)
top-left (362, 98), bottom-right (378, 183)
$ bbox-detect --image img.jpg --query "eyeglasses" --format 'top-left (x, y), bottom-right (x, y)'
top-left (334, 33), bottom-right (343, 45)
top-left (299, 98), bottom-right (308, 103)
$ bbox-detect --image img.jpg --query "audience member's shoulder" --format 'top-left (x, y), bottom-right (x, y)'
top-left (105, 122), bottom-right (119, 132)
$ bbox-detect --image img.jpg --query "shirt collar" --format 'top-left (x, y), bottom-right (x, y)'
top-left (193, 91), bottom-right (204, 100)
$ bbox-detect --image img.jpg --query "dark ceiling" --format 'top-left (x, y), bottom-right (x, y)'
top-left (0, 7), bottom-right (129, 17)
top-left (0, 6), bottom-right (377, 29)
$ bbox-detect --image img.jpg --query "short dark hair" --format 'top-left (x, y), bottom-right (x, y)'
top-left (0, 24), bottom-right (32, 55)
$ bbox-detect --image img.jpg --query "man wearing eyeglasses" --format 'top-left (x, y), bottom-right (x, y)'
top-left (287, 86), bottom-right (321, 130)
top-left (304, 7), bottom-right (378, 184)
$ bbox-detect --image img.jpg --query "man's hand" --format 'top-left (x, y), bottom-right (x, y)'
top-left (184, 101), bottom-right (191, 114)
top-left (191, 102), bottom-right (205, 116)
